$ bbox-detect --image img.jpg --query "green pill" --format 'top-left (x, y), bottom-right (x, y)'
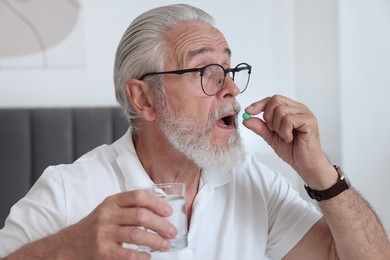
top-left (242, 112), bottom-right (251, 120)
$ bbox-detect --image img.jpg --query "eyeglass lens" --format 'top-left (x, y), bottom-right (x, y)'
top-left (201, 64), bottom-right (250, 96)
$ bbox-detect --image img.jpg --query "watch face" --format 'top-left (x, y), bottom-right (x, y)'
top-left (336, 166), bottom-right (351, 188)
top-left (343, 176), bottom-right (351, 187)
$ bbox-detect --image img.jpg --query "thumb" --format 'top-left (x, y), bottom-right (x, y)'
top-left (242, 117), bottom-right (273, 144)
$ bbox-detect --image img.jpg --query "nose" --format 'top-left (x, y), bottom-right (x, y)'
top-left (217, 76), bottom-right (240, 99)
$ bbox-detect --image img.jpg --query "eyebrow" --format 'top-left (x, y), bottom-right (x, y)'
top-left (187, 47), bottom-right (232, 64)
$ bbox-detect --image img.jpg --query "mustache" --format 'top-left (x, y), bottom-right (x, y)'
top-left (207, 101), bottom-right (241, 129)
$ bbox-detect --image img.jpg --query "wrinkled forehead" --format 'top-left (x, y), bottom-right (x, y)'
top-left (164, 22), bottom-right (231, 69)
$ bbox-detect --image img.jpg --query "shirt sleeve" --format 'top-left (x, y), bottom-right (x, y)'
top-left (0, 166), bottom-right (67, 257)
top-left (265, 168), bottom-right (322, 259)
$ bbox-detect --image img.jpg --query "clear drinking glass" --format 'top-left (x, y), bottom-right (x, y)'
top-left (136, 183), bottom-right (188, 252)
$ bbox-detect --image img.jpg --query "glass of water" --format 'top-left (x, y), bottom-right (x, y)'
top-left (137, 183), bottom-right (188, 252)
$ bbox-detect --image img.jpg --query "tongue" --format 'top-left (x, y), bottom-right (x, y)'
top-left (216, 118), bottom-right (227, 127)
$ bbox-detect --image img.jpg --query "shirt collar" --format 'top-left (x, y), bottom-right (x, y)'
top-left (113, 128), bottom-right (154, 190)
top-left (202, 167), bottom-right (232, 189)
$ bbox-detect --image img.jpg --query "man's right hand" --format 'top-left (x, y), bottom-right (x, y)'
top-left (5, 190), bottom-right (177, 260)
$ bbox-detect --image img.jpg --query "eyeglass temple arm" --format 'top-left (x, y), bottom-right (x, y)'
top-left (139, 67), bottom-right (203, 80)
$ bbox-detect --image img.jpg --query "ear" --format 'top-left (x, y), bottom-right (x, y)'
top-left (125, 79), bottom-right (156, 121)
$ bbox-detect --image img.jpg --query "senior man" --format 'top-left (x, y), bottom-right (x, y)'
top-left (1, 4), bottom-right (389, 260)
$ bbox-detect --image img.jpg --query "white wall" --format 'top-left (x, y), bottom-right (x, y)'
top-left (293, 0), bottom-right (341, 199)
top-left (0, 0), bottom-right (300, 185)
top-left (295, 0), bottom-right (341, 164)
top-left (339, 0), bottom-right (390, 236)
top-left (294, 0), bottom-right (390, 236)
top-left (0, 0), bottom-right (389, 237)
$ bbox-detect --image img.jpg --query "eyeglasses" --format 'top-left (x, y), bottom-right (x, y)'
top-left (139, 62), bottom-right (252, 96)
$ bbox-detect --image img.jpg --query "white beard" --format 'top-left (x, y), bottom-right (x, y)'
top-left (155, 91), bottom-right (244, 171)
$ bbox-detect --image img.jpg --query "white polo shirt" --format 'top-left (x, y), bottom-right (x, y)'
top-left (0, 129), bottom-right (322, 259)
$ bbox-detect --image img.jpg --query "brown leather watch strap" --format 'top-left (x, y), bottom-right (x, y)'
top-left (304, 165), bottom-right (351, 201)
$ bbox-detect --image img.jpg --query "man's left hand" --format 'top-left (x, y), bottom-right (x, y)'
top-left (242, 95), bottom-right (337, 189)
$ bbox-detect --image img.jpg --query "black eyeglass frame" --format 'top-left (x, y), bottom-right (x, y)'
top-left (139, 62), bottom-right (252, 96)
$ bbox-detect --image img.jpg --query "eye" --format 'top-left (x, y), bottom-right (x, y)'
top-left (217, 77), bottom-right (224, 86)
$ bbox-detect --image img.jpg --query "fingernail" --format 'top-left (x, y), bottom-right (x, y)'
top-left (246, 105), bottom-right (254, 112)
top-left (163, 205), bottom-right (172, 216)
top-left (169, 226), bottom-right (177, 238)
top-left (162, 239), bottom-right (171, 251)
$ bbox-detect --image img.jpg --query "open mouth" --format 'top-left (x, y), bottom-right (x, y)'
top-left (216, 114), bottom-right (236, 128)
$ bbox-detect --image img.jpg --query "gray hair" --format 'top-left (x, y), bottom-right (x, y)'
top-left (113, 4), bottom-right (214, 132)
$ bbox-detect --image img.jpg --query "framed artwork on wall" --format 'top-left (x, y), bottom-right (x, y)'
top-left (0, 0), bottom-right (85, 69)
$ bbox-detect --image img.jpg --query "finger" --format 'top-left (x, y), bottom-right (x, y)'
top-left (86, 239), bottom-right (151, 260)
top-left (278, 113), bottom-right (318, 143)
top-left (242, 116), bottom-right (274, 145)
top-left (245, 97), bottom-right (271, 115)
top-left (113, 190), bottom-right (172, 217)
top-left (262, 96), bottom-right (302, 132)
top-left (245, 95), bottom-right (296, 131)
top-left (111, 243), bottom-right (151, 260)
top-left (93, 210), bottom-right (174, 252)
top-left (119, 226), bottom-right (171, 252)
top-left (270, 105), bottom-right (304, 143)
top-left (276, 114), bottom-right (295, 143)
top-left (117, 207), bottom-right (177, 239)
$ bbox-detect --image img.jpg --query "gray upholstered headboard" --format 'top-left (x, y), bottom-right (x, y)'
top-left (0, 107), bottom-right (129, 227)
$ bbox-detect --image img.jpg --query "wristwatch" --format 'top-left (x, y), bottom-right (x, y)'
top-left (305, 165), bottom-right (351, 201)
